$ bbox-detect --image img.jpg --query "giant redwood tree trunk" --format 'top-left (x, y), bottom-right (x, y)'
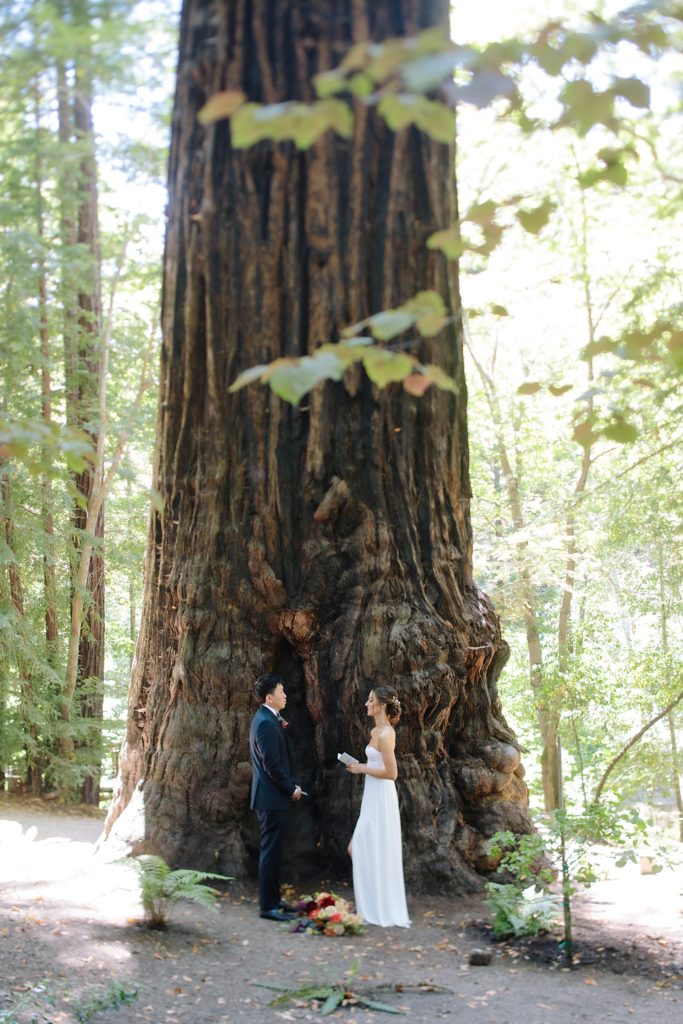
top-left (105, 0), bottom-right (531, 891)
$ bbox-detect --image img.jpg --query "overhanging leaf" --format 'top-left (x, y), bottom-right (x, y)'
top-left (413, 98), bottom-right (454, 143)
top-left (367, 309), bottom-right (415, 340)
top-left (231, 103), bottom-right (274, 147)
top-left (403, 373), bottom-right (433, 396)
top-left (317, 98), bottom-right (353, 140)
top-left (456, 69), bottom-right (516, 108)
top-left (378, 94), bottom-right (419, 133)
top-left (582, 336), bottom-right (616, 359)
top-left (405, 290), bottom-right (448, 335)
top-left (613, 75), bottom-right (650, 108)
top-left (517, 199), bottom-right (555, 234)
top-left (400, 49), bottom-right (461, 92)
top-left (560, 79), bottom-right (615, 134)
top-left (426, 225), bottom-right (465, 260)
top-left (362, 349), bottom-right (416, 386)
top-left (602, 419), bottom-right (639, 443)
top-left (228, 363), bottom-right (269, 393)
top-left (572, 419), bottom-right (596, 449)
top-left (313, 70), bottom-right (345, 98)
top-left (423, 363), bottom-right (458, 394)
top-left (267, 354), bottom-right (343, 404)
top-left (198, 90), bottom-right (246, 125)
top-left (466, 199), bottom-right (498, 225)
top-left (667, 331), bottom-right (683, 368)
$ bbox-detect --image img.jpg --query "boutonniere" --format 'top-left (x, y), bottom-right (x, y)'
top-left (280, 718), bottom-right (289, 729)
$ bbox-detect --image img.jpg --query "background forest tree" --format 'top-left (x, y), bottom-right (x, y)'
top-left (0, 0), bottom-right (680, 876)
top-left (0, 0), bottom-right (170, 799)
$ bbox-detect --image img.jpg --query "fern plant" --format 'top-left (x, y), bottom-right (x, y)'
top-left (132, 854), bottom-right (232, 928)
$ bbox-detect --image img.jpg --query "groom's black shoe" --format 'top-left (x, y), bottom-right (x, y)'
top-left (260, 908), bottom-right (296, 922)
top-left (279, 900), bottom-right (299, 913)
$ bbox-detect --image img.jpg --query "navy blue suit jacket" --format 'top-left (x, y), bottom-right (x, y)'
top-left (249, 705), bottom-right (296, 810)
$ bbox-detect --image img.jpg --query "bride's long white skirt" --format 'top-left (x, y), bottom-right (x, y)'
top-left (351, 750), bottom-right (410, 928)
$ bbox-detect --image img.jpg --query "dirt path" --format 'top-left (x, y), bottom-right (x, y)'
top-left (0, 799), bottom-right (680, 1024)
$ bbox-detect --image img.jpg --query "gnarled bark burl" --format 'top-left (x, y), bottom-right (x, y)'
top-left (105, 0), bottom-right (531, 891)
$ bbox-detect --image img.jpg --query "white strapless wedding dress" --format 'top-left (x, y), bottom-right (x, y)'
top-left (351, 745), bottom-right (411, 928)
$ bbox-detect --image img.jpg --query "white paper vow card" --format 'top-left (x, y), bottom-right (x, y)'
top-left (337, 752), bottom-right (359, 766)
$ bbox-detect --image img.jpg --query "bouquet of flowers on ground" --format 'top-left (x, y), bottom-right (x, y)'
top-left (292, 891), bottom-right (365, 936)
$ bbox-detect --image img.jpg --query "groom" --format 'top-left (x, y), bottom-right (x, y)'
top-left (249, 674), bottom-right (302, 922)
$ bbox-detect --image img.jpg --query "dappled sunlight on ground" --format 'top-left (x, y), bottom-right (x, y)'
top-left (574, 852), bottom-right (683, 952)
top-left (0, 809), bottom-right (141, 930)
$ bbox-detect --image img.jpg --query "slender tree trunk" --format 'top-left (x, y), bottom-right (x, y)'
top-left (57, 34), bottom-right (78, 425)
top-left (549, 434), bottom-right (592, 809)
top-left (668, 709), bottom-right (683, 843)
top-left (606, 569), bottom-right (632, 647)
top-left (105, 0), bottom-right (531, 890)
top-left (56, 24), bottom-right (79, 778)
top-left (74, 23), bottom-right (105, 805)
top-left (127, 476), bottom-right (137, 670)
top-left (658, 542), bottom-right (683, 841)
top-left (546, 180), bottom-right (596, 810)
top-left (38, 202), bottom-right (58, 667)
top-left (0, 461), bottom-right (40, 791)
top-left (57, 1), bottom-right (106, 802)
top-left (34, 82), bottom-right (57, 796)
top-left (466, 346), bottom-right (554, 803)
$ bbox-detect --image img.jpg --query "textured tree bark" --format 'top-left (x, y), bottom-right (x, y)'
top-left (105, 0), bottom-right (531, 891)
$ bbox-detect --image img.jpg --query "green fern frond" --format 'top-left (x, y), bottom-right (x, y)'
top-left (130, 855), bottom-right (232, 927)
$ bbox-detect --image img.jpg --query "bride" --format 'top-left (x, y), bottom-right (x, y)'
top-left (346, 686), bottom-right (411, 928)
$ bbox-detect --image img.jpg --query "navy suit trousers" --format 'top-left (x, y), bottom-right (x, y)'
top-left (256, 807), bottom-right (290, 911)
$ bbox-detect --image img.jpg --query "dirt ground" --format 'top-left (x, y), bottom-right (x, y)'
top-left (0, 797), bottom-right (680, 1024)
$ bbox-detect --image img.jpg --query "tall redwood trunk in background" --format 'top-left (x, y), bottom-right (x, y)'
top-left (72, 55), bottom-right (105, 806)
top-left (57, 0), bottom-right (106, 804)
top-left (106, 0), bottom-right (531, 890)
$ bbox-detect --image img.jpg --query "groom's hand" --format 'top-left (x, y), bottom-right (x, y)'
top-left (291, 785), bottom-right (302, 801)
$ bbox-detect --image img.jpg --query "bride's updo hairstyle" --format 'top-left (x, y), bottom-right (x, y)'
top-left (374, 686), bottom-right (402, 726)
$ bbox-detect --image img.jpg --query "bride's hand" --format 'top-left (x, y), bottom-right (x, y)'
top-left (346, 763), bottom-right (365, 774)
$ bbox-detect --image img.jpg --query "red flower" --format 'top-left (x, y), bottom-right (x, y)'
top-left (319, 896), bottom-right (336, 908)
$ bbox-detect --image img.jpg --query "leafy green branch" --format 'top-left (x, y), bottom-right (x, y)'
top-left (228, 291), bottom-right (459, 405)
top-left (199, 4), bottom-right (679, 147)
top-left (203, 3), bottom-right (681, 410)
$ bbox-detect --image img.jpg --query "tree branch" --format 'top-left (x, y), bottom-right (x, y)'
top-left (593, 689), bottom-right (683, 803)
